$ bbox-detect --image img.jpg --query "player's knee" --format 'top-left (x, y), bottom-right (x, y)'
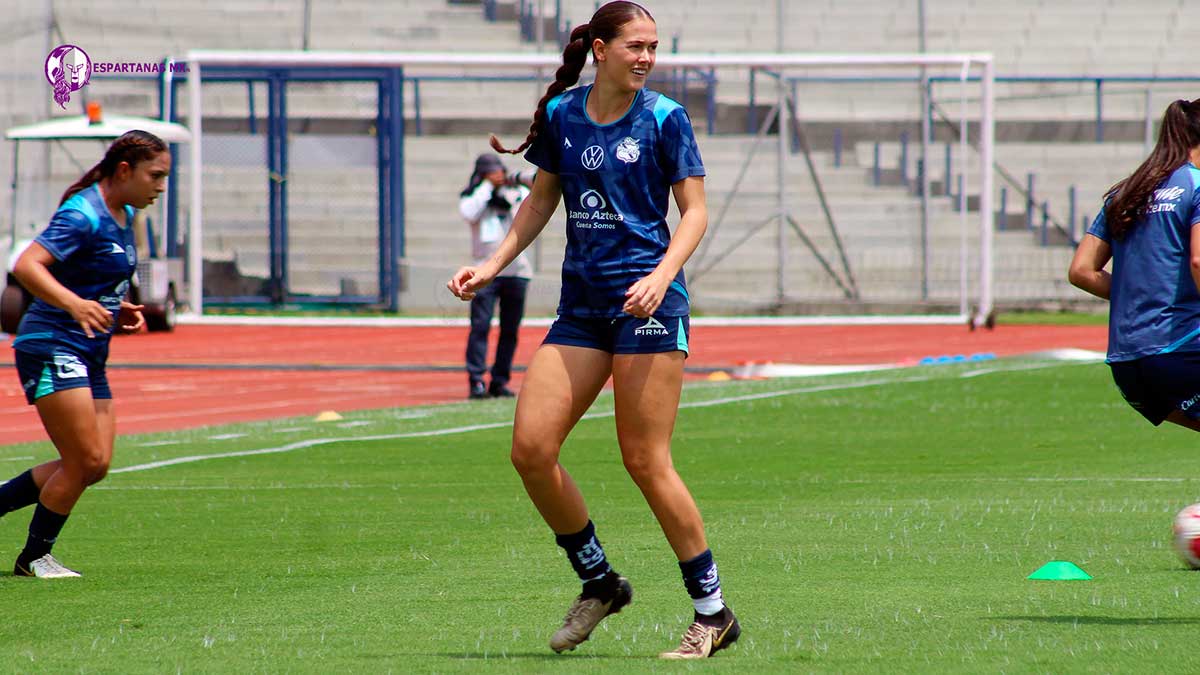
top-left (61, 452), bottom-right (108, 487)
top-left (67, 451), bottom-right (109, 485)
top-left (86, 462), bottom-right (109, 485)
top-left (621, 450), bottom-right (672, 484)
top-left (511, 435), bottom-right (559, 477)
top-left (82, 455), bottom-right (110, 485)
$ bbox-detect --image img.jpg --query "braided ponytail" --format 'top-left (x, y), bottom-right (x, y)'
top-left (490, 1), bottom-right (655, 156)
top-left (491, 24), bottom-right (592, 155)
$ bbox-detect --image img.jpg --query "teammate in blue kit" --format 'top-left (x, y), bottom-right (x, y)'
top-left (447, 1), bottom-right (738, 659)
top-left (1069, 99), bottom-right (1200, 428)
top-left (0, 131), bottom-right (169, 578)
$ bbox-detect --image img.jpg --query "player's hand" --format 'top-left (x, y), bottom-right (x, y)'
top-left (68, 298), bottom-right (113, 338)
top-left (447, 266), bottom-right (496, 301)
top-left (118, 301), bottom-right (145, 333)
top-left (623, 271), bottom-right (670, 318)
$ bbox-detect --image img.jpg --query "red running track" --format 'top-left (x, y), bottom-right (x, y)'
top-left (0, 323), bottom-right (1106, 445)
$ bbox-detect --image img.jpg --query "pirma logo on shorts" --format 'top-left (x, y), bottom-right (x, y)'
top-left (634, 317), bottom-right (669, 336)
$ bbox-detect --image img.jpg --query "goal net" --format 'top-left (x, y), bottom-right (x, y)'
top-left (179, 50), bottom-right (995, 324)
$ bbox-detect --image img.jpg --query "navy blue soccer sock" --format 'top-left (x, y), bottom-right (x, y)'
top-left (18, 502), bottom-right (69, 564)
top-left (0, 470), bottom-right (41, 517)
top-left (679, 548), bottom-right (725, 616)
top-left (555, 520), bottom-right (614, 590)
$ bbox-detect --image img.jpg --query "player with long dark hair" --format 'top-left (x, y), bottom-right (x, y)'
top-left (0, 130), bottom-right (169, 577)
top-left (448, 0), bottom-right (738, 660)
top-left (1069, 99), bottom-right (1200, 428)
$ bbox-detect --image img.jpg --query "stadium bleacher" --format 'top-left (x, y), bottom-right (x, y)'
top-left (2, 0), bottom-right (1196, 312)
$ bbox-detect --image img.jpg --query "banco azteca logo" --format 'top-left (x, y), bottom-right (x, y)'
top-left (580, 189), bottom-right (607, 211)
top-left (45, 44), bottom-right (93, 110)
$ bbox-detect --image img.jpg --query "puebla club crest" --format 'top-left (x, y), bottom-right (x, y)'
top-left (615, 137), bottom-right (641, 164)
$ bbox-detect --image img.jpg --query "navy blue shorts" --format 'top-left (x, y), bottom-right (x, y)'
top-left (14, 343), bottom-right (111, 405)
top-left (543, 313), bottom-right (690, 355)
top-left (1109, 351), bottom-right (1200, 425)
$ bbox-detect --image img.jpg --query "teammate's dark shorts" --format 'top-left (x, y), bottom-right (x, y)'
top-left (544, 313), bottom-right (690, 355)
top-left (14, 343), bottom-right (111, 405)
top-left (1109, 351), bottom-right (1200, 425)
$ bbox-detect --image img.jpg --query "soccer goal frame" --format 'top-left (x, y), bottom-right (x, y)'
top-left (182, 50), bottom-right (994, 326)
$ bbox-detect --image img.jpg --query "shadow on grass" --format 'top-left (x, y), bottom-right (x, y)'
top-left (996, 615), bottom-right (1200, 626)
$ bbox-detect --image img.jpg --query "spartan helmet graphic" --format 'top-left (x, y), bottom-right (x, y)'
top-left (61, 49), bottom-right (90, 86)
top-left (45, 44), bottom-right (92, 109)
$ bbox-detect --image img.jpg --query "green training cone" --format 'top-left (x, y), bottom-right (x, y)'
top-left (1027, 561), bottom-right (1092, 580)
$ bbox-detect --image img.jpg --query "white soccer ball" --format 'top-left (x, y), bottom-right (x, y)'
top-left (1173, 503), bottom-right (1200, 569)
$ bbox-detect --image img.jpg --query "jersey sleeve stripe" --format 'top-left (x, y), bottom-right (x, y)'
top-left (652, 94), bottom-right (683, 131)
top-left (59, 190), bottom-right (101, 233)
top-left (546, 93), bottom-right (566, 122)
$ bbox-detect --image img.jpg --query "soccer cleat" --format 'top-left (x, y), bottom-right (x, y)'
top-left (549, 575), bottom-right (633, 653)
top-left (13, 554), bottom-right (81, 579)
top-left (659, 607), bottom-right (740, 659)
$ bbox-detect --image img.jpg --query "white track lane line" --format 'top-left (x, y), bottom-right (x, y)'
top-left (112, 359), bottom-right (1094, 475)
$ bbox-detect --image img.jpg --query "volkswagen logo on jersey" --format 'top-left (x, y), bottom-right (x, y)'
top-left (581, 145), bottom-right (605, 170)
top-left (580, 189), bottom-right (607, 210)
top-left (615, 137), bottom-right (641, 164)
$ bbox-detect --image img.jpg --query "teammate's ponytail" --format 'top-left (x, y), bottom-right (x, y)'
top-left (490, 1), bottom-right (654, 155)
top-left (1104, 98), bottom-right (1200, 238)
top-left (60, 130), bottom-right (168, 205)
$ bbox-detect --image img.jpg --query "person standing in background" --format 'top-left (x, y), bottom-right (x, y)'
top-left (459, 153), bottom-right (534, 399)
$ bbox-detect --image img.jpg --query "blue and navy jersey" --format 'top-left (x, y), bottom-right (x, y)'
top-left (1087, 162), bottom-right (1200, 362)
top-left (524, 86), bottom-right (705, 318)
top-left (13, 183), bottom-right (136, 355)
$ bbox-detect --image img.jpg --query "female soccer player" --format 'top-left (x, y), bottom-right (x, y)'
top-left (1069, 99), bottom-right (1200, 429)
top-left (448, 1), bottom-right (738, 660)
top-left (0, 130), bottom-right (169, 578)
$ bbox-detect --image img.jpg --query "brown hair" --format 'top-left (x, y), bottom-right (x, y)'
top-left (60, 129), bottom-right (169, 205)
top-left (1104, 98), bottom-right (1200, 238)
top-left (490, 1), bottom-right (654, 155)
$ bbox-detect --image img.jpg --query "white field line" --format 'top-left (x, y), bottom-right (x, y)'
top-left (110, 358), bottom-right (1094, 476)
top-left (178, 314), bottom-right (969, 328)
top-left (90, 476), bottom-right (1191, 491)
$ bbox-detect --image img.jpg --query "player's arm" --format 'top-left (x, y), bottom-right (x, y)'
top-left (622, 176), bottom-right (707, 317)
top-left (1067, 232), bottom-right (1112, 300)
top-left (13, 242), bottom-right (113, 337)
top-left (1190, 222), bottom-right (1200, 296)
top-left (448, 170), bottom-right (560, 300)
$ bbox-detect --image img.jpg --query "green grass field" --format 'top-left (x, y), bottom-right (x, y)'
top-left (3, 357), bottom-right (1200, 673)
